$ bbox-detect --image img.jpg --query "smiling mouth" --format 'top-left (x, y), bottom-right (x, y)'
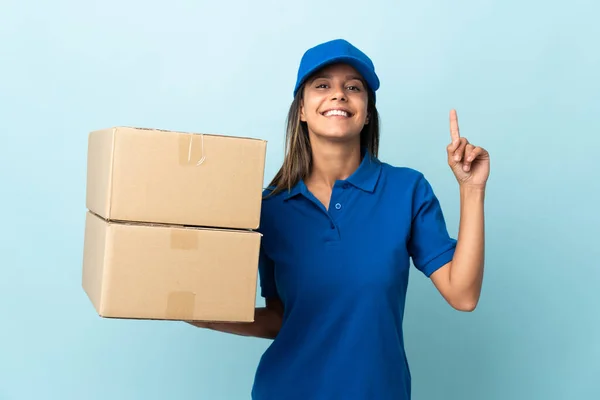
top-left (321, 109), bottom-right (352, 117)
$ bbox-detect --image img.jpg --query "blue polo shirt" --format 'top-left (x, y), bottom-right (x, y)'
top-left (251, 151), bottom-right (457, 400)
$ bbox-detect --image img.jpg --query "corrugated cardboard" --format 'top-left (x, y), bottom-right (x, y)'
top-left (86, 127), bottom-right (267, 229)
top-left (82, 211), bottom-right (261, 322)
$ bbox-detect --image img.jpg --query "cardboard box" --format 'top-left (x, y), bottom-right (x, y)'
top-left (86, 127), bottom-right (267, 229)
top-left (82, 211), bottom-right (261, 322)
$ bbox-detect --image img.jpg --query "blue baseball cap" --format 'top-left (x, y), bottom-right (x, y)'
top-left (293, 39), bottom-right (380, 100)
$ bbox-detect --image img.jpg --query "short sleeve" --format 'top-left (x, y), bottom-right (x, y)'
top-left (408, 174), bottom-right (457, 277)
top-left (258, 243), bottom-right (279, 299)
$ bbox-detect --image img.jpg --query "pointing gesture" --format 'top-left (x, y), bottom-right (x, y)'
top-left (446, 109), bottom-right (490, 188)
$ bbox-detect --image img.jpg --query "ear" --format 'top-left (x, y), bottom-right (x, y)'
top-left (300, 99), bottom-right (306, 122)
top-left (365, 113), bottom-right (370, 125)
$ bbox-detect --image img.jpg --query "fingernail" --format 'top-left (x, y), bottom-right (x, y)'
top-left (454, 155), bottom-right (460, 161)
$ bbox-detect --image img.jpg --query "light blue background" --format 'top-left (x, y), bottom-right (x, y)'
top-left (1, 0), bottom-right (598, 399)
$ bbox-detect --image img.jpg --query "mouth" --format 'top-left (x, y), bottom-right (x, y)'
top-left (321, 108), bottom-right (353, 118)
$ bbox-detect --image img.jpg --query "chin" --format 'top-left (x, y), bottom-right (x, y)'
top-left (314, 130), bottom-right (361, 143)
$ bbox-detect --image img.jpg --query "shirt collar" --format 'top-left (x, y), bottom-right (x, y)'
top-left (282, 179), bottom-right (306, 200)
top-left (346, 150), bottom-right (382, 192)
top-left (283, 150), bottom-right (382, 201)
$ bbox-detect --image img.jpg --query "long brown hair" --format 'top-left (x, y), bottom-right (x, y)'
top-left (266, 84), bottom-right (380, 197)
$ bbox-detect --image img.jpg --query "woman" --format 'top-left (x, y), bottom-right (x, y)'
top-left (190, 38), bottom-right (490, 400)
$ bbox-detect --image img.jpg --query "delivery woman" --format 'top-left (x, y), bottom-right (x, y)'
top-left (189, 38), bottom-right (490, 400)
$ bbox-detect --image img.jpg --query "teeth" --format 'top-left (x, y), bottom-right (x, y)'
top-left (324, 110), bottom-right (349, 117)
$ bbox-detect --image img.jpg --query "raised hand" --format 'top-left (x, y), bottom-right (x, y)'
top-left (446, 109), bottom-right (490, 189)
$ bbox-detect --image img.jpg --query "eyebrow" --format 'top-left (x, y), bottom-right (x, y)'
top-left (309, 74), bottom-right (366, 85)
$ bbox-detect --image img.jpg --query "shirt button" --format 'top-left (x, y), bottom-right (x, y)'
top-left (330, 223), bottom-right (335, 229)
top-left (335, 203), bottom-right (342, 210)
top-left (343, 183), bottom-right (350, 189)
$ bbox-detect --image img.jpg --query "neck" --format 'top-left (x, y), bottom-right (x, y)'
top-left (307, 139), bottom-right (362, 188)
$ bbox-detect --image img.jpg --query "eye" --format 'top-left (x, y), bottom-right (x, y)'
top-left (347, 85), bottom-right (360, 91)
top-left (316, 83), bottom-right (328, 89)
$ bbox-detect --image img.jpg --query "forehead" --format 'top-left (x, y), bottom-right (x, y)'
top-left (310, 63), bottom-right (364, 81)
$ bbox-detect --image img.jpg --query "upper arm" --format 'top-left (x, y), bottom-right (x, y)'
top-left (258, 244), bottom-right (284, 332)
top-left (429, 261), bottom-right (454, 303)
top-left (258, 242), bottom-right (279, 300)
top-left (265, 297), bottom-right (284, 318)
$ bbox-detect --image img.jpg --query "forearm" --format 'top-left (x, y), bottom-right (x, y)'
top-left (187, 306), bottom-right (282, 339)
top-left (449, 185), bottom-right (486, 307)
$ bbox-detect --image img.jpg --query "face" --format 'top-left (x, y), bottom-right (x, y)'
top-left (300, 63), bottom-right (370, 143)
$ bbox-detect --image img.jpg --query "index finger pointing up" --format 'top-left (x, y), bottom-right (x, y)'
top-left (449, 109), bottom-right (460, 143)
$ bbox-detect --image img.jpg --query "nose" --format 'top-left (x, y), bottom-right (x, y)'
top-left (330, 84), bottom-right (347, 101)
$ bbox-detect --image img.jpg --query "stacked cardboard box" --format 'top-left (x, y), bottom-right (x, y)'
top-left (82, 127), bottom-right (267, 323)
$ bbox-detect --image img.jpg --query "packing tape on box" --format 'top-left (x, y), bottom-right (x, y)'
top-left (166, 291), bottom-right (196, 319)
top-left (170, 229), bottom-right (199, 250)
top-left (178, 133), bottom-right (206, 166)
top-left (167, 229), bottom-right (198, 319)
